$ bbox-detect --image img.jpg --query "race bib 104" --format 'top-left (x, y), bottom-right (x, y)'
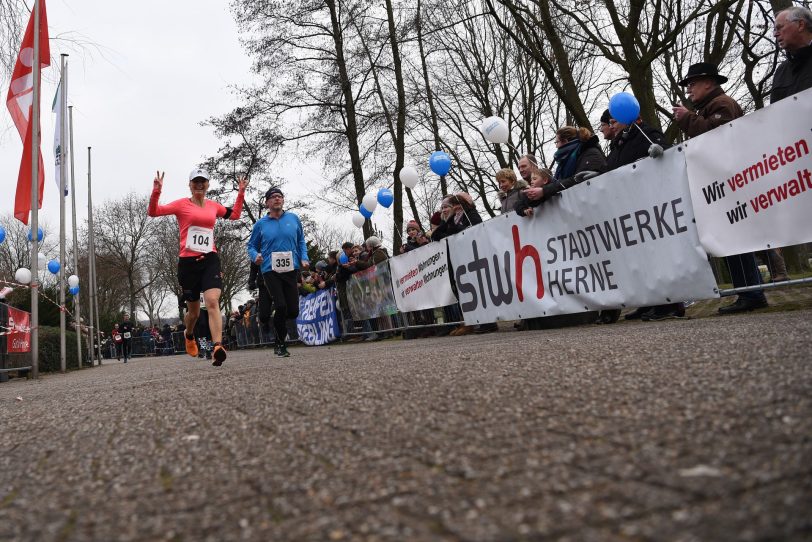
top-left (272, 251), bottom-right (294, 272)
top-left (186, 226), bottom-right (213, 253)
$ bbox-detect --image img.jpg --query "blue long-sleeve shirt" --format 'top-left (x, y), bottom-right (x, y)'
top-left (247, 211), bottom-right (309, 274)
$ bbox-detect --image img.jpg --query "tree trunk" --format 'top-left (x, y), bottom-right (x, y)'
top-left (417, 0), bottom-right (446, 203)
top-left (384, 0), bottom-right (407, 248)
top-left (627, 64), bottom-right (662, 130)
top-left (325, 0), bottom-right (368, 238)
top-left (769, 0), bottom-right (792, 14)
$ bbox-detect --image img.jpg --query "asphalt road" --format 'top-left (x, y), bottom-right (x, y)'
top-left (1, 309), bottom-right (810, 541)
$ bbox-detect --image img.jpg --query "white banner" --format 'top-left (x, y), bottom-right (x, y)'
top-left (388, 241), bottom-right (457, 313)
top-left (446, 149), bottom-right (719, 325)
top-left (685, 86), bottom-right (812, 256)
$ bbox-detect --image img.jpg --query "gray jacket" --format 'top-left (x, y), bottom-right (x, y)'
top-left (498, 179), bottom-right (528, 214)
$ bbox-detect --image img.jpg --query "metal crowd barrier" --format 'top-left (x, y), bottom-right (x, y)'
top-left (710, 244), bottom-right (812, 297)
top-left (225, 316), bottom-right (299, 350)
top-left (334, 244), bottom-right (811, 341)
top-left (337, 301), bottom-right (465, 341)
top-left (102, 335), bottom-right (178, 359)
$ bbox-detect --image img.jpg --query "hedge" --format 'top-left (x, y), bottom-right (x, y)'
top-left (36, 326), bottom-right (83, 373)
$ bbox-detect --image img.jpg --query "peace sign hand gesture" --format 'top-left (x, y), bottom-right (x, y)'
top-left (153, 171), bottom-right (165, 191)
top-left (237, 174), bottom-right (249, 191)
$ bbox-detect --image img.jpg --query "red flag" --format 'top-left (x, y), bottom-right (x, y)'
top-left (6, 0), bottom-right (50, 225)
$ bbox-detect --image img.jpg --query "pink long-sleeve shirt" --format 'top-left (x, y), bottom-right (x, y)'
top-left (147, 188), bottom-right (245, 257)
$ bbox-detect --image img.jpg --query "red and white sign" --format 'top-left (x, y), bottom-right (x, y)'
top-left (685, 87), bottom-right (812, 256)
top-left (388, 241), bottom-right (457, 313)
top-left (7, 307), bottom-right (31, 353)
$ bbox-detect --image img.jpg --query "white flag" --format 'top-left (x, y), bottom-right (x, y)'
top-left (52, 78), bottom-right (68, 197)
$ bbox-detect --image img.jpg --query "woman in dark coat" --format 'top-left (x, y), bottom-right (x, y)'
top-left (521, 126), bottom-right (607, 209)
top-left (431, 192), bottom-right (481, 241)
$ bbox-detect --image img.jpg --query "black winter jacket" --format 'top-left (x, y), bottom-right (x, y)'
top-left (432, 209), bottom-right (482, 241)
top-left (771, 43), bottom-right (812, 103)
top-left (604, 122), bottom-right (670, 172)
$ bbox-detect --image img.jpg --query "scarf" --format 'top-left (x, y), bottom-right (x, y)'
top-left (553, 139), bottom-right (581, 180)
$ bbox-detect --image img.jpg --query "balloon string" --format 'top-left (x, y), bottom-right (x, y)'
top-left (0, 279), bottom-right (76, 320)
top-left (632, 123), bottom-right (656, 146)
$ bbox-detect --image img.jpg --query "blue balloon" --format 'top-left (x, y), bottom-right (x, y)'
top-left (69, 286), bottom-right (80, 295)
top-left (0, 225), bottom-right (5, 244)
top-left (47, 259), bottom-right (61, 274)
top-left (429, 151), bottom-right (452, 176)
top-left (608, 92), bottom-right (641, 125)
top-left (359, 204), bottom-right (373, 219)
top-left (27, 227), bottom-right (44, 242)
top-left (377, 188), bottom-right (394, 208)
top-left (339, 252), bottom-right (349, 265)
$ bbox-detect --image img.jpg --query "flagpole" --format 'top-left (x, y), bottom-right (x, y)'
top-left (29, 0), bottom-right (41, 379)
top-left (68, 105), bottom-right (82, 367)
top-left (92, 233), bottom-right (102, 366)
top-left (58, 54), bottom-right (68, 373)
top-left (87, 146), bottom-right (102, 365)
top-left (86, 147), bottom-right (95, 365)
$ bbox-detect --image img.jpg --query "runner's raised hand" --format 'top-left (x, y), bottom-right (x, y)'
top-left (154, 171), bottom-right (165, 191)
top-left (237, 174), bottom-right (249, 191)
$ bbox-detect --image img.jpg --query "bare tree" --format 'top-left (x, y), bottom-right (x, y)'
top-left (0, 0), bottom-right (25, 88)
top-left (92, 193), bottom-right (160, 318)
top-left (0, 214), bottom-right (58, 283)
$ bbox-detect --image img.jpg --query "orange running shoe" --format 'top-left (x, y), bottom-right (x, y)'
top-left (184, 334), bottom-right (198, 357)
top-left (212, 343), bottom-right (227, 366)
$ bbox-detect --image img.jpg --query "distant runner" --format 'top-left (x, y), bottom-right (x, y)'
top-left (118, 316), bottom-right (133, 363)
top-left (247, 187), bottom-right (309, 358)
top-left (147, 168), bottom-right (248, 366)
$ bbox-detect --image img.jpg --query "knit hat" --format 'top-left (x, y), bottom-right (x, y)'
top-left (315, 260), bottom-right (328, 270)
top-left (600, 109), bottom-right (613, 124)
top-left (365, 236), bottom-right (382, 248)
top-left (264, 187), bottom-right (284, 200)
top-left (406, 220), bottom-right (420, 231)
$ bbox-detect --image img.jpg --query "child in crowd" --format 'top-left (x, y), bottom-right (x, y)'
top-left (515, 167), bottom-right (552, 217)
top-left (400, 220), bottom-right (429, 254)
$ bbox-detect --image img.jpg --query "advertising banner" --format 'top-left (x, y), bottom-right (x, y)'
top-left (388, 241), bottom-right (457, 313)
top-left (296, 288), bottom-right (341, 346)
top-left (684, 87), bottom-right (812, 256)
top-left (6, 306), bottom-right (31, 353)
top-left (346, 261), bottom-right (398, 320)
top-left (445, 148), bottom-right (719, 325)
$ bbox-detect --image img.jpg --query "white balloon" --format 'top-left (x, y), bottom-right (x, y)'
top-left (400, 166), bottom-right (419, 190)
top-left (362, 193), bottom-right (378, 212)
top-left (351, 213), bottom-right (366, 228)
top-left (68, 274), bottom-right (80, 288)
top-left (15, 268), bottom-right (32, 284)
top-left (481, 116), bottom-right (510, 144)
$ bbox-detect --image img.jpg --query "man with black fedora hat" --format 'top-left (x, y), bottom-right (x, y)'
top-left (673, 62), bottom-right (769, 316)
top-left (672, 62), bottom-right (741, 138)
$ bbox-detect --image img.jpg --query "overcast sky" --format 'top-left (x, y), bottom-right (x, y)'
top-left (1, 0), bottom-right (344, 243)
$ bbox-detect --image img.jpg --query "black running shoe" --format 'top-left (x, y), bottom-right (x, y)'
top-left (212, 344), bottom-right (227, 366)
top-left (276, 344), bottom-right (290, 358)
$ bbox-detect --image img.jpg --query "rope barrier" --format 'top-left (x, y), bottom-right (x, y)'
top-left (0, 278), bottom-right (76, 321)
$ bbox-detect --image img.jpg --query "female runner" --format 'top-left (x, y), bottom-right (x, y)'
top-left (148, 168), bottom-right (248, 366)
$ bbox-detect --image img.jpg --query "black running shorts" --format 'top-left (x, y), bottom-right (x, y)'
top-left (177, 252), bottom-right (223, 302)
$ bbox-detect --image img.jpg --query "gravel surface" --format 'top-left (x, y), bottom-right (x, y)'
top-left (0, 309), bottom-right (810, 541)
